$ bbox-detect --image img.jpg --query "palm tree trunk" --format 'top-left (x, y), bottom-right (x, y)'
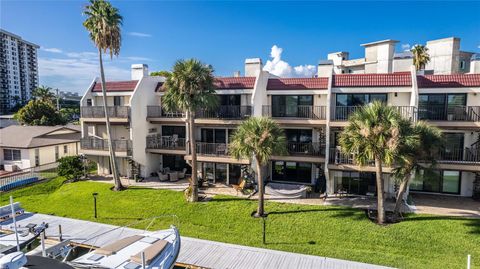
top-left (188, 111), bottom-right (198, 202)
top-left (393, 177), bottom-right (410, 217)
top-left (255, 156), bottom-right (265, 217)
top-left (98, 49), bottom-right (123, 191)
top-left (374, 157), bottom-right (385, 224)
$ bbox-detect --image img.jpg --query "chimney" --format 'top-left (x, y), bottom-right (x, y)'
top-left (233, 71), bottom-right (241, 77)
top-left (317, 60), bottom-right (333, 77)
top-left (245, 58), bottom-right (262, 77)
top-left (470, 54), bottom-right (480, 74)
top-left (131, 64), bottom-right (149, 80)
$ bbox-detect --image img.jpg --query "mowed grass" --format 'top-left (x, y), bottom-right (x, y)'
top-left (1, 177), bottom-right (479, 269)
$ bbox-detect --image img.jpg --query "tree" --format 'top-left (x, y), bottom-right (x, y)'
top-left (58, 156), bottom-right (85, 182)
top-left (14, 100), bottom-right (66, 126)
top-left (162, 59), bottom-right (218, 202)
top-left (83, 0), bottom-right (124, 191)
top-left (150, 70), bottom-right (171, 78)
top-left (411, 44), bottom-right (430, 71)
top-left (392, 121), bottom-right (443, 217)
top-left (339, 101), bottom-right (406, 224)
top-left (229, 117), bottom-right (287, 217)
top-left (32, 86), bottom-right (56, 103)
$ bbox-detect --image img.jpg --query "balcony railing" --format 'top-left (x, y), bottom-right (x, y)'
top-left (196, 105), bottom-right (252, 119)
top-left (80, 137), bottom-right (132, 152)
top-left (418, 105), bottom-right (480, 122)
top-left (147, 106), bottom-right (185, 118)
top-left (332, 106), bottom-right (417, 121)
top-left (329, 148), bottom-right (355, 165)
top-left (80, 106), bottom-right (130, 118)
top-left (196, 142), bottom-right (228, 157)
top-left (262, 105), bottom-right (327, 120)
top-left (285, 142), bottom-right (325, 157)
top-left (437, 147), bottom-right (480, 163)
top-left (146, 134), bottom-right (186, 151)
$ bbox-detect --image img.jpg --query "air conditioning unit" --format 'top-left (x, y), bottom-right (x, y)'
top-left (4, 164), bottom-right (18, 172)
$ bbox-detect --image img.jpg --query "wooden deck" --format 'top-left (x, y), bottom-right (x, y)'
top-left (0, 213), bottom-right (393, 269)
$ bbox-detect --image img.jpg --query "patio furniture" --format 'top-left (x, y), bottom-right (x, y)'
top-left (178, 168), bottom-right (187, 179)
top-left (336, 188), bottom-right (347, 198)
top-left (172, 134), bottom-right (178, 148)
top-left (216, 144), bottom-right (227, 155)
top-left (232, 179), bottom-right (246, 195)
top-left (163, 167), bottom-right (170, 174)
top-left (169, 172), bottom-right (179, 182)
top-left (158, 172), bottom-right (169, 182)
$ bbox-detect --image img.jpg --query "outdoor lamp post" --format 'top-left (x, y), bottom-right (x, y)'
top-left (92, 192), bottom-right (98, 219)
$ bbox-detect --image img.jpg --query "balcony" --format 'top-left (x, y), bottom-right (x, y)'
top-left (80, 106), bottom-right (130, 119)
top-left (418, 106), bottom-right (480, 122)
top-left (147, 106), bottom-right (184, 119)
top-left (262, 105), bottom-right (327, 120)
top-left (332, 106), bottom-right (417, 121)
top-left (146, 134), bottom-right (186, 151)
top-left (437, 147), bottom-right (480, 164)
top-left (196, 105), bottom-right (252, 119)
top-left (80, 137), bottom-right (132, 155)
top-left (285, 142), bottom-right (325, 157)
top-left (196, 142), bottom-right (228, 157)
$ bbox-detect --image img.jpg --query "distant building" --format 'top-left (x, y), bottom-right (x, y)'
top-left (0, 125), bottom-right (80, 171)
top-left (0, 29), bottom-right (39, 115)
top-left (0, 114), bottom-right (18, 129)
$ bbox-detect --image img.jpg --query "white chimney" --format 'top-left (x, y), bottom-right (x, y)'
top-left (317, 60), bottom-right (333, 77)
top-left (131, 64), bottom-right (149, 80)
top-left (233, 71), bottom-right (241, 77)
top-left (470, 55), bottom-right (480, 74)
top-left (245, 58), bottom-right (262, 77)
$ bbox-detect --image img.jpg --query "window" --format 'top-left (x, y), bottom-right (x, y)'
top-left (64, 145), bottom-right (68, 154)
top-left (3, 149), bottom-right (21, 161)
top-left (460, 61), bottom-right (465, 70)
top-left (86, 99), bottom-right (92, 106)
top-left (35, 148), bottom-right (40, 166)
top-left (410, 169), bottom-right (461, 194)
top-left (418, 94), bottom-right (467, 120)
top-left (271, 95), bottom-right (313, 118)
top-left (113, 96), bottom-right (122, 106)
top-left (272, 161), bottom-right (312, 183)
top-left (55, 146), bottom-right (59, 161)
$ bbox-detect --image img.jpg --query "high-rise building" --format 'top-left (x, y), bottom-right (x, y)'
top-left (0, 29), bottom-right (39, 114)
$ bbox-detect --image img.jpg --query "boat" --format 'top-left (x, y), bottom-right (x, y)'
top-left (0, 222), bottom-right (49, 255)
top-left (0, 251), bottom-right (75, 269)
top-left (70, 225), bottom-right (180, 269)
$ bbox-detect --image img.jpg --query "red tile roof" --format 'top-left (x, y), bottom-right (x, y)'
top-left (417, 74), bottom-right (480, 88)
top-left (332, 73), bottom-right (412, 87)
top-left (91, 80), bottom-right (138, 92)
top-left (214, 77), bottom-right (256, 89)
top-left (267, 78), bottom-right (329, 90)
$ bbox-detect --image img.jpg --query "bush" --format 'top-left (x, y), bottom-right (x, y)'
top-left (57, 156), bottom-right (85, 182)
top-left (14, 100), bottom-right (66, 126)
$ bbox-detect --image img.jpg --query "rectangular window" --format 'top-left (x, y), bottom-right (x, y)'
top-left (86, 99), bottom-right (92, 106)
top-left (418, 94), bottom-right (466, 120)
top-left (113, 96), bottom-right (122, 106)
top-left (3, 149), bottom-right (21, 161)
top-left (272, 161), bottom-right (312, 183)
top-left (410, 169), bottom-right (461, 194)
top-left (55, 146), bottom-right (59, 161)
top-left (271, 95), bottom-right (313, 118)
top-left (35, 148), bottom-right (40, 166)
top-left (460, 61), bottom-right (465, 70)
top-left (63, 145), bottom-right (68, 154)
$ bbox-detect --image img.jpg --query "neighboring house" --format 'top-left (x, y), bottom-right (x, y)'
top-left (0, 125), bottom-right (81, 171)
top-left (0, 115), bottom-right (18, 129)
top-left (79, 37), bottom-right (480, 199)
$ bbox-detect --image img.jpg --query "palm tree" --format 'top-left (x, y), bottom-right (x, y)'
top-left (162, 59), bottom-right (218, 202)
top-left (411, 44), bottom-right (430, 71)
top-left (229, 117), bottom-right (287, 217)
top-left (339, 101), bottom-right (406, 224)
top-left (32, 86), bottom-right (55, 103)
top-left (392, 121), bottom-right (443, 217)
top-left (83, 0), bottom-right (124, 191)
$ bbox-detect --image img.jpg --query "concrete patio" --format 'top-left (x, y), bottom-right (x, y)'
top-left (410, 193), bottom-right (480, 218)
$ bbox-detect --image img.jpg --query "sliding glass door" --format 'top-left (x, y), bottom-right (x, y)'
top-left (410, 169), bottom-right (461, 194)
top-left (418, 94), bottom-right (466, 120)
top-left (272, 95), bottom-right (313, 118)
top-left (272, 161), bottom-right (312, 184)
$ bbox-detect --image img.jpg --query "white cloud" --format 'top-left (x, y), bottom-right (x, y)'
top-left (263, 45), bottom-right (316, 77)
top-left (401, 43), bottom-right (411, 51)
top-left (123, 56), bottom-right (153, 62)
top-left (128, 32), bottom-right (152, 38)
top-left (41, 47), bottom-right (63, 53)
top-left (66, 51), bottom-right (98, 59)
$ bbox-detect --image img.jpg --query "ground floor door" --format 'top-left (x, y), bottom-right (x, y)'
top-left (271, 161), bottom-right (312, 184)
top-left (163, 154), bottom-right (191, 174)
top-left (410, 169), bottom-right (461, 194)
top-left (332, 171), bottom-right (377, 195)
top-left (199, 162), bottom-right (242, 184)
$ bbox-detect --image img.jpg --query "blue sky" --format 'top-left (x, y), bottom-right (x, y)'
top-left (2, 1), bottom-right (479, 93)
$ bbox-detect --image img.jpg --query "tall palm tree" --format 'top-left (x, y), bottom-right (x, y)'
top-left (411, 44), bottom-right (430, 71)
top-left (392, 121), bottom-right (443, 217)
top-left (32, 86), bottom-right (55, 103)
top-left (229, 117), bottom-right (287, 217)
top-left (83, 0), bottom-right (124, 191)
top-left (339, 101), bottom-right (406, 224)
top-left (162, 59), bottom-right (218, 202)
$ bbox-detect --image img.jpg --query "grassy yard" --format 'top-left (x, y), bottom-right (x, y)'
top-left (1, 177), bottom-right (479, 269)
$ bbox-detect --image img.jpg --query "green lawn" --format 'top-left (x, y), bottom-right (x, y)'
top-left (1, 177), bottom-right (479, 269)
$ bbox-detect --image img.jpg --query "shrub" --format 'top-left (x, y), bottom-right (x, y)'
top-left (57, 156), bottom-right (84, 182)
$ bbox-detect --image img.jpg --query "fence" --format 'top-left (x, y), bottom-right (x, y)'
top-left (0, 162), bottom-right (59, 192)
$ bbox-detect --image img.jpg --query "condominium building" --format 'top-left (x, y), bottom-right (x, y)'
top-left (79, 38), bottom-right (480, 199)
top-left (0, 29), bottom-right (39, 114)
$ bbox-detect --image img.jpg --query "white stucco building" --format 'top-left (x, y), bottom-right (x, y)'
top-left (0, 29), bottom-right (39, 115)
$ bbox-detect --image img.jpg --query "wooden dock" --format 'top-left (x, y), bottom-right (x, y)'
top-left (0, 213), bottom-right (393, 269)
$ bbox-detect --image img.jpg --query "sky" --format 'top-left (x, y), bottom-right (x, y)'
top-left (1, 1), bottom-right (479, 94)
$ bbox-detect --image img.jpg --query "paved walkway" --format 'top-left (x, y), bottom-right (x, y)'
top-left (0, 213), bottom-right (393, 269)
top-left (411, 193), bottom-right (480, 217)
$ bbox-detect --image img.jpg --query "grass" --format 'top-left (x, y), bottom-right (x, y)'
top-left (2, 177), bottom-right (479, 269)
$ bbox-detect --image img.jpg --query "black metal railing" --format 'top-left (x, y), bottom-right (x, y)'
top-left (196, 105), bottom-right (252, 119)
top-left (81, 106), bottom-right (130, 118)
top-left (437, 147), bottom-right (480, 163)
top-left (196, 142), bottom-right (228, 156)
top-left (329, 148), bottom-right (355, 165)
top-left (285, 142), bottom-right (325, 157)
top-left (262, 105), bottom-right (327, 119)
top-left (147, 106), bottom-right (185, 118)
top-left (80, 137), bottom-right (132, 152)
top-left (418, 105), bottom-right (480, 121)
top-left (146, 134), bottom-right (186, 150)
top-left (332, 106), bottom-right (417, 121)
